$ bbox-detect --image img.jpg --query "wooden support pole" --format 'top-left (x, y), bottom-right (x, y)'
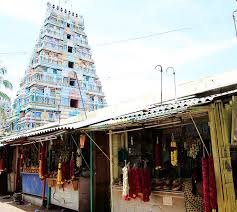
top-left (109, 130), bottom-right (114, 212)
top-left (47, 141), bottom-right (52, 209)
top-left (209, 100), bottom-right (237, 212)
top-left (90, 132), bottom-right (93, 212)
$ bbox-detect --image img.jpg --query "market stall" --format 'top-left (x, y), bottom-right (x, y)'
top-left (18, 132), bottom-right (90, 211)
top-left (0, 146), bottom-right (12, 195)
top-left (109, 115), bottom-right (216, 212)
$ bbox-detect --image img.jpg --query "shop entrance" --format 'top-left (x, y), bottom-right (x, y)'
top-left (110, 114), bottom-right (217, 212)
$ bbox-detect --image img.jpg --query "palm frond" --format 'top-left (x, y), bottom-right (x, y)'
top-left (0, 67), bottom-right (7, 75)
top-left (2, 80), bottom-right (13, 89)
top-left (0, 107), bottom-right (6, 121)
top-left (0, 90), bottom-right (10, 101)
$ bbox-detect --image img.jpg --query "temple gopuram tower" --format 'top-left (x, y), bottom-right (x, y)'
top-left (7, 2), bottom-right (106, 133)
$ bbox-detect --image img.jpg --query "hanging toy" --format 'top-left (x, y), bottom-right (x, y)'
top-left (57, 157), bottom-right (62, 185)
top-left (70, 152), bottom-right (75, 180)
top-left (170, 134), bottom-right (178, 166)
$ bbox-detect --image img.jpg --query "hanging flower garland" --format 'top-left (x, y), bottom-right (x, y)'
top-left (122, 164), bottom-right (130, 200)
top-left (57, 157), bottom-right (62, 185)
top-left (39, 143), bottom-right (47, 180)
top-left (70, 152), bottom-right (75, 180)
top-left (170, 134), bottom-right (178, 166)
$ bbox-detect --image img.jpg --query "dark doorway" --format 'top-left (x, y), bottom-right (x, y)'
top-left (93, 132), bottom-right (110, 212)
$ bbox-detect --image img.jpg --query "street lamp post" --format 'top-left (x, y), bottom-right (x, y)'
top-left (166, 67), bottom-right (177, 101)
top-left (233, 10), bottom-right (237, 38)
top-left (154, 65), bottom-right (163, 104)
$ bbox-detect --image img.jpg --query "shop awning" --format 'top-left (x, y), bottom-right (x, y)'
top-left (1, 86), bottom-right (237, 144)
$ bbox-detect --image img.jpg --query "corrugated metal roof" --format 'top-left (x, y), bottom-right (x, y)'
top-left (1, 87), bottom-right (237, 143)
top-left (87, 88), bottom-right (237, 130)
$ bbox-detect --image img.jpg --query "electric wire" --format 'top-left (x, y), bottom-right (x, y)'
top-left (0, 27), bottom-right (192, 56)
top-left (94, 27), bottom-right (192, 47)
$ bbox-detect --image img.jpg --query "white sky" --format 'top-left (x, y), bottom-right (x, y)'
top-left (0, 0), bottom-right (237, 106)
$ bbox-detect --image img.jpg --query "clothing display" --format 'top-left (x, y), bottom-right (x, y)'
top-left (115, 125), bottom-right (216, 211)
top-left (170, 135), bottom-right (178, 166)
top-left (122, 165), bottom-right (129, 200)
top-left (202, 156), bottom-right (210, 212)
top-left (123, 165), bottom-right (151, 202)
top-left (201, 155), bottom-right (217, 212)
top-left (155, 143), bottom-right (161, 169)
top-left (70, 152), bottom-right (75, 179)
top-left (208, 156), bottom-right (217, 209)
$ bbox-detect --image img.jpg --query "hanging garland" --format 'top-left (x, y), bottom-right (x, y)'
top-left (70, 152), bottom-right (75, 180)
top-left (142, 166), bottom-right (151, 202)
top-left (202, 156), bottom-right (210, 212)
top-left (208, 156), bottom-right (217, 210)
top-left (39, 143), bottom-right (47, 180)
top-left (122, 164), bottom-right (130, 200)
top-left (170, 134), bottom-right (178, 166)
top-left (57, 157), bottom-right (62, 185)
top-left (155, 136), bottom-right (161, 169)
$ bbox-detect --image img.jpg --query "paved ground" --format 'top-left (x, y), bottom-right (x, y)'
top-left (0, 195), bottom-right (65, 212)
top-left (0, 196), bottom-right (38, 211)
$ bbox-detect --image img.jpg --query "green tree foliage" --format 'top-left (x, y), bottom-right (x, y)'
top-left (0, 65), bottom-right (13, 119)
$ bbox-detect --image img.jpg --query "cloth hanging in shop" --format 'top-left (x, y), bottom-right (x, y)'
top-left (134, 168), bottom-right (142, 196)
top-left (0, 159), bottom-right (5, 171)
top-left (155, 143), bottom-right (161, 169)
top-left (76, 151), bottom-right (82, 168)
top-left (20, 152), bottom-right (24, 170)
top-left (202, 156), bottom-right (210, 212)
top-left (70, 152), bottom-right (75, 179)
top-left (208, 156), bottom-right (217, 210)
top-left (128, 167), bottom-right (135, 198)
top-left (64, 160), bottom-right (70, 180)
top-left (122, 164), bottom-right (129, 200)
top-left (142, 167), bottom-right (151, 202)
top-left (61, 162), bottom-right (66, 181)
top-left (126, 166), bottom-right (151, 202)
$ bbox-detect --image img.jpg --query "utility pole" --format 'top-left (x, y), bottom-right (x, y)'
top-left (154, 65), bottom-right (163, 104)
top-left (233, 1), bottom-right (237, 38)
top-left (166, 67), bottom-right (177, 101)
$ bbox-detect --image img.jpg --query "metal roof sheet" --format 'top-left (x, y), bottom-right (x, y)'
top-left (1, 87), bottom-right (237, 143)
